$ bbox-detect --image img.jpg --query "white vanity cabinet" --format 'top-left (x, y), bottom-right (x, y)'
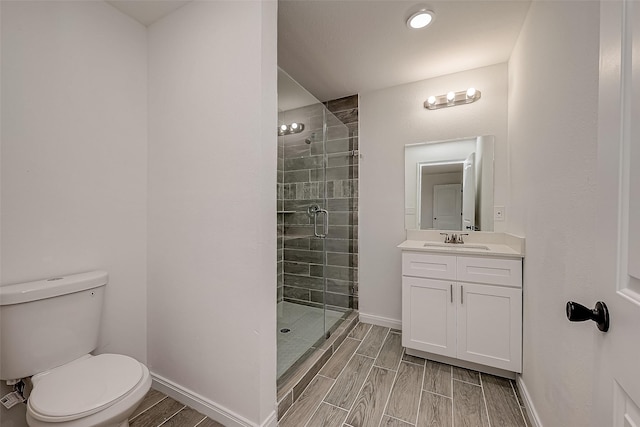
top-left (402, 251), bottom-right (523, 373)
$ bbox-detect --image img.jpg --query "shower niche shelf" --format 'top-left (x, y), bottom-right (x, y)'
top-left (277, 211), bottom-right (297, 214)
top-left (281, 234), bottom-right (310, 240)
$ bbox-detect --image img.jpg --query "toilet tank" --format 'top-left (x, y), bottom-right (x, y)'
top-left (0, 271), bottom-right (107, 381)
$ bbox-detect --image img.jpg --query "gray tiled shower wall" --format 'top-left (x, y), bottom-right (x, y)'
top-left (277, 95), bottom-right (359, 311)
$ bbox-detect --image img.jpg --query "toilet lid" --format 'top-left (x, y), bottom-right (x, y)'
top-left (29, 354), bottom-right (143, 421)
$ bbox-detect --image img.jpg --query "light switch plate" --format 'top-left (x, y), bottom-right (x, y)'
top-left (494, 206), bottom-right (505, 221)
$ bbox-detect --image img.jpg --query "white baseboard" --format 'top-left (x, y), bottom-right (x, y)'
top-left (516, 375), bottom-right (542, 427)
top-left (259, 411), bottom-right (277, 427)
top-left (151, 372), bottom-right (276, 427)
top-left (358, 312), bottom-right (402, 330)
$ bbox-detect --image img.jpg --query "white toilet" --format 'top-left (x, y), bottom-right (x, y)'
top-left (0, 271), bottom-right (151, 427)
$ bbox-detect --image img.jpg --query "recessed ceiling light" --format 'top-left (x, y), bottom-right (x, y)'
top-left (407, 9), bottom-right (434, 29)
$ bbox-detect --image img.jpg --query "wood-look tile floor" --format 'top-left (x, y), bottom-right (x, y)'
top-left (280, 322), bottom-right (532, 427)
top-left (129, 389), bottom-right (225, 427)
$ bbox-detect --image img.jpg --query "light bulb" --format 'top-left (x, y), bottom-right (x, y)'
top-left (280, 124), bottom-right (288, 131)
top-left (407, 10), bottom-right (434, 29)
top-left (427, 96), bottom-right (437, 105)
top-left (466, 87), bottom-right (477, 99)
top-left (447, 91), bottom-right (455, 102)
top-left (291, 123), bottom-right (299, 130)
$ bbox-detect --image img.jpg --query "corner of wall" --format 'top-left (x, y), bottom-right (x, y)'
top-left (516, 376), bottom-right (543, 427)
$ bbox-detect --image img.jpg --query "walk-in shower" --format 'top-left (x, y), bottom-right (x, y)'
top-left (276, 69), bottom-right (358, 388)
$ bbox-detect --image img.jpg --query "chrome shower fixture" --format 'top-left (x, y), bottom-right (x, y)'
top-left (305, 132), bottom-right (317, 144)
top-left (278, 122), bottom-right (305, 136)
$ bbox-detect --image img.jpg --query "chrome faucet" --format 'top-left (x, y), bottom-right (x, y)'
top-left (453, 233), bottom-right (469, 244)
top-left (440, 232), bottom-right (469, 244)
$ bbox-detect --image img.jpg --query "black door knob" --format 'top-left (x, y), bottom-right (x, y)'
top-left (566, 301), bottom-right (610, 332)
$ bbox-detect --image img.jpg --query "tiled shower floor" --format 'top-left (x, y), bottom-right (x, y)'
top-left (277, 301), bottom-right (344, 378)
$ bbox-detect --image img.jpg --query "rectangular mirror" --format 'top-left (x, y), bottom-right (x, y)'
top-left (405, 136), bottom-right (495, 231)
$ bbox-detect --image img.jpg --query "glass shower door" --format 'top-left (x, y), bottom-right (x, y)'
top-left (277, 70), bottom-right (330, 381)
top-left (321, 107), bottom-right (356, 339)
top-left (276, 69), bottom-right (357, 386)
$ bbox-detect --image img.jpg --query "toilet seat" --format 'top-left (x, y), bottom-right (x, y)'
top-left (28, 354), bottom-right (144, 423)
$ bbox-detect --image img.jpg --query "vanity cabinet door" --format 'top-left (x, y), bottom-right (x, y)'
top-left (402, 276), bottom-right (456, 358)
top-left (456, 282), bottom-right (522, 372)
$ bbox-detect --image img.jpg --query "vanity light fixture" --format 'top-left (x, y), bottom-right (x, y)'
top-left (407, 9), bottom-right (435, 29)
top-left (446, 91), bottom-right (456, 103)
top-left (466, 87), bottom-right (477, 98)
top-left (424, 88), bottom-right (481, 110)
top-left (278, 122), bottom-right (305, 136)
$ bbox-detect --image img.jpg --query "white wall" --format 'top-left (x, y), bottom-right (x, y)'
top-left (507, 2), bottom-right (600, 425)
top-left (0, 0), bottom-right (148, 361)
top-left (359, 63), bottom-right (508, 326)
top-left (147, 1), bottom-right (277, 425)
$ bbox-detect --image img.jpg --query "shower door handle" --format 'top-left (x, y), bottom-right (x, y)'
top-left (309, 205), bottom-right (328, 238)
top-left (313, 208), bottom-right (328, 238)
top-left (320, 209), bottom-right (329, 238)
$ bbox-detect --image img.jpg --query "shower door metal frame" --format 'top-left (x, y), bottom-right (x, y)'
top-left (311, 108), bottom-right (330, 339)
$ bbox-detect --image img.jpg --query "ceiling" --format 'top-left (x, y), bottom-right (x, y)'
top-left (105, 0), bottom-right (531, 103)
top-left (279, 1), bottom-right (531, 101)
top-left (106, 1), bottom-right (190, 26)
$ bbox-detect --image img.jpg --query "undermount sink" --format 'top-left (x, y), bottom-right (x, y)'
top-left (423, 242), bottom-right (490, 250)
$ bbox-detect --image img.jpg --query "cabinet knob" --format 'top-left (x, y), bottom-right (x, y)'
top-left (566, 301), bottom-right (609, 332)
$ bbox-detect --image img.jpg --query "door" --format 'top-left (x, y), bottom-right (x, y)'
top-left (277, 94), bottom-right (330, 379)
top-left (462, 152), bottom-right (476, 231)
top-left (402, 276), bottom-right (456, 357)
top-left (433, 183), bottom-right (462, 230)
top-left (594, 1), bottom-right (640, 424)
top-left (277, 75), bottom-right (357, 382)
top-left (457, 283), bottom-right (522, 372)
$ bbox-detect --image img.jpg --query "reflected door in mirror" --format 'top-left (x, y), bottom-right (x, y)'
top-left (433, 184), bottom-right (462, 230)
top-left (462, 152), bottom-right (476, 231)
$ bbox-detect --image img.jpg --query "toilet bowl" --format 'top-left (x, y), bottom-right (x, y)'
top-left (26, 354), bottom-right (151, 427)
top-left (0, 271), bottom-right (151, 427)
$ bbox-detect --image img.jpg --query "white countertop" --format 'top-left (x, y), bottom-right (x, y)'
top-left (398, 236), bottom-right (525, 259)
